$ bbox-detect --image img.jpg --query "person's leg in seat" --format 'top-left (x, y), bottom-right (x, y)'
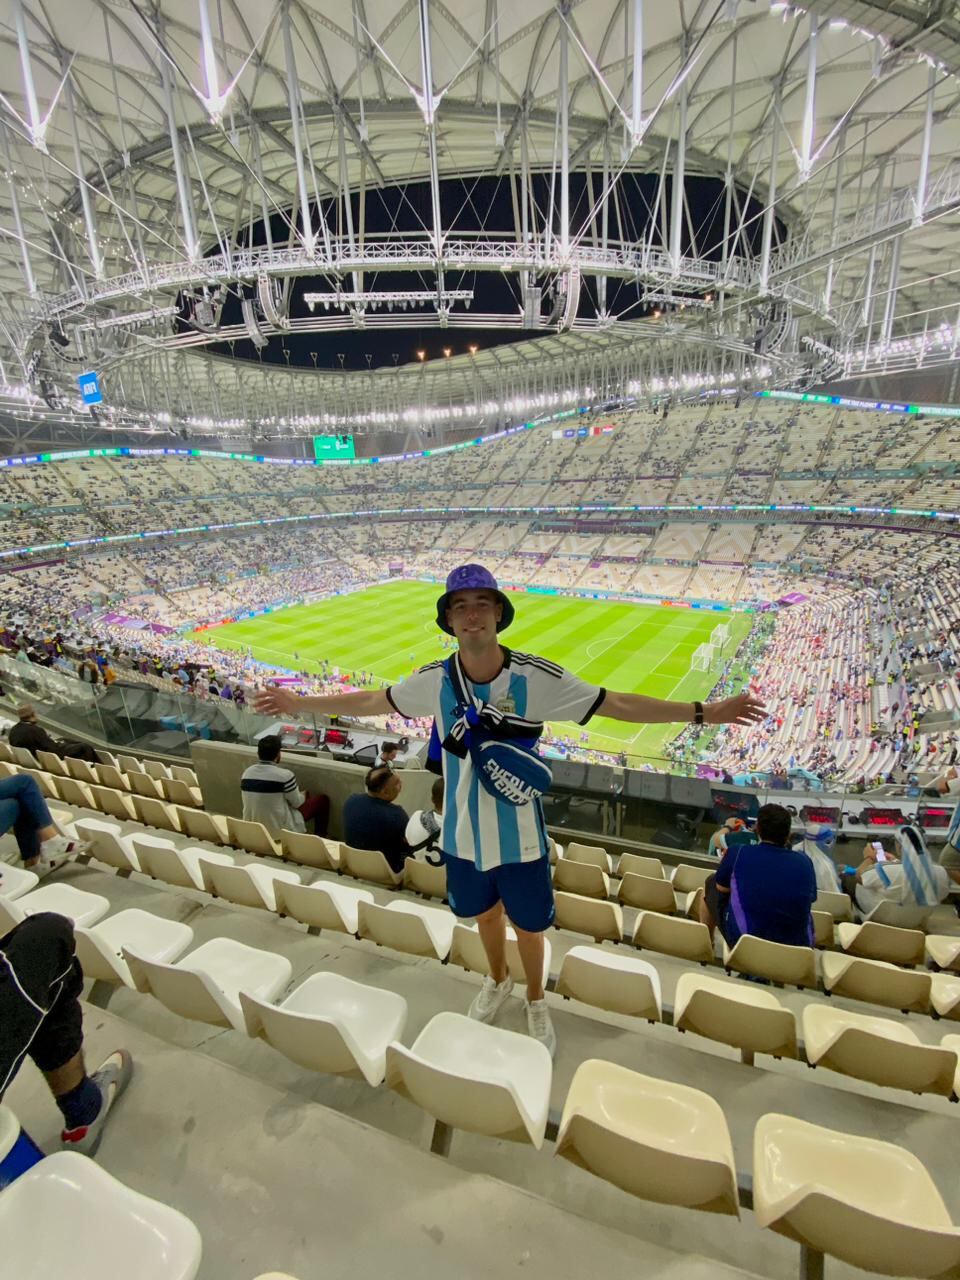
top-left (0, 914), bottom-right (132, 1155)
top-left (0, 774), bottom-right (76, 871)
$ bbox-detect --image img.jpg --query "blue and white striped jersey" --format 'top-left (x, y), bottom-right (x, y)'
top-left (388, 649), bottom-right (605, 870)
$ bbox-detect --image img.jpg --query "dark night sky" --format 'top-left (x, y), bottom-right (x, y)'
top-left (186, 172), bottom-right (772, 371)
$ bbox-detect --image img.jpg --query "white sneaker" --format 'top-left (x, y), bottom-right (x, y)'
top-left (34, 836), bottom-right (79, 879)
top-left (525, 998), bottom-right (557, 1058)
top-left (468, 974), bottom-right (514, 1023)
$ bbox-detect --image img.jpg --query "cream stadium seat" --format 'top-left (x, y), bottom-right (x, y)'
top-left (811, 910), bottom-right (835, 948)
top-left (125, 938), bottom-right (292, 1032)
top-left (940, 1035), bottom-right (960, 1095)
top-left (74, 818), bottom-right (146, 873)
top-left (564, 842), bottom-right (613, 873)
top-left (75, 909), bottom-right (195, 988)
top-left (133, 838), bottom-right (235, 891)
top-left (932, 974), bottom-right (960, 1020)
top-left (814, 890), bottom-right (853, 922)
top-left (12, 746), bottom-right (38, 768)
top-left (127, 770), bottom-right (164, 800)
top-left (0, 759), bottom-right (15, 778)
top-left (554, 891), bottom-right (623, 942)
top-left (632, 911), bottom-right (715, 964)
top-left (174, 806), bottom-right (229, 846)
top-left (556, 946), bottom-right (662, 1020)
top-left (553, 858), bottom-right (610, 899)
top-left (226, 817), bottom-right (281, 858)
top-left (672, 864), bottom-right (713, 894)
top-left (117, 754), bottom-right (145, 775)
top-left (837, 920), bottom-right (926, 967)
top-left (753, 1113), bottom-right (960, 1277)
top-left (142, 759), bottom-right (171, 782)
top-left (169, 764), bottom-right (199, 787)
top-left (89, 784), bottom-right (137, 822)
top-left (802, 1004), bottom-right (956, 1096)
top-left (340, 843), bottom-right (403, 888)
top-left (275, 879), bottom-right (372, 933)
top-left (200, 859), bottom-right (301, 912)
top-left (0, 863), bottom-right (39, 899)
top-left (23, 769), bottom-right (60, 801)
top-left (160, 777), bottom-right (203, 809)
top-left (94, 764), bottom-right (130, 791)
top-left (449, 922), bottom-right (552, 986)
top-left (402, 856), bottom-right (447, 899)
top-left (280, 829), bottom-right (341, 871)
top-left (64, 757), bottom-right (97, 785)
top-left (385, 1012), bottom-right (552, 1147)
top-left (0, 1150), bottom-right (202, 1280)
top-left (820, 953), bottom-right (932, 1013)
top-left (36, 750), bottom-right (68, 777)
top-left (926, 936), bottom-right (960, 972)
top-left (242, 972), bottom-right (408, 1086)
top-left (55, 776), bottom-right (95, 809)
top-left (674, 972), bottom-right (798, 1061)
top-left (617, 873), bottom-right (676, 913)
top-left (0, 740), bottom-right (14, 762)
top-left (0, 884), bottom-right (110, 932)
top-left (130, 794), bottom-right (181, 833)
top-left (556, 1060), bottom-right (739, 1215)
top-left (617, 852), bottom-right (665, 879)
top-left (723, 936), bottom-right (818, 988)
top-left (357, 900), bottom-right (455, 960)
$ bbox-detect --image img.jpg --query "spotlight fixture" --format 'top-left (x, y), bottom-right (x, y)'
top-left (416, 350), bottom-right (426, 361)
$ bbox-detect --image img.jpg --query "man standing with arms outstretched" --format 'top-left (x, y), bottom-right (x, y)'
top-left (255, 565), bottom-right (764, 1055)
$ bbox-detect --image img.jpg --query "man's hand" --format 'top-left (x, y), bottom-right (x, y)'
top-left (253, 685), bottom-right (300, 718)
top-left (704, 692), bottom-right (766, 726)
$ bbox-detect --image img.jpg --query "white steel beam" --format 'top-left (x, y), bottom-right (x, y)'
top-left (799, 14), bottom-right (817, 181)
top-left (159, 24), bottom-right (199, 260)
top-left (630, 0), bottom-right (643, 143)
top-left (2, 124), bottom-right (35, 295)
top-left (417, 0), bottom-right (445, 292)
top-left (669, 40), bottom-right (688, 274)
top-left (281, 1), bottom-right (316, 253)
top-left (559, 5), bottom-right (571, 260)
top-left (759, 85), bottom-right (781, 295)
top-left (913, 65), bottom-right (936, 227)
top-left (66, 75), bottom-right (102, 278)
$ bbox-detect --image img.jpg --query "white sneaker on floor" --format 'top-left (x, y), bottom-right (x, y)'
top-left (33, 836), bottom-right (80, 879)
top-left (468, 974), bottom-right (514, 1023)
top-left (525, 998), bottom-right (557, 1058)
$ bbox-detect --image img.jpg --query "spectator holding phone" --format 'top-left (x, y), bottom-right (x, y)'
top-left (842, 826), bottom-right (950, 927)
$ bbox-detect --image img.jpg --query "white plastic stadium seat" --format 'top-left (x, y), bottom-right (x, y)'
top-left (617, 853), bottom-right (665, 879)
top-left (753, 1113), bottom-right (960, 1276)
top-left (802, 1004), bottom-right (956, 1096)
top-left (449, 922), bottom-right (552, 986)
top-left (385, 1011), bottom-right (552, 1146)
top-left (0, 884), bottom-right (110, 932)
top-left (280, 829), bottom-right (340, 870)
top-left (553, 859), bottom-right (610, 899)
top-left (75, 909), bottom-right (195, 987)
top-left (357, 900), bottom-right (455, 960)
top-left (632, 911), bottom-right (714, 964)
top-left (274, 879), bottom-right (372, 933)
top-left (242, 972), bottom-right (408, 1086)
top-left (556, 946), bottom-right (662, 1020)
top-left (927, 935), bottom-right (960, 972)
top-left (837, 921), bottom-right (925, 968)
top-left (125, 938), bottom-right (292, 1032)
top-left (199, 859), bottom-right (301, 911)
top-left (617, 873), bottom-right (676, 913)
top-left (820, 953), bottom-right (931, 1013)
top-left (133, 838), bottom-right (235, 890)
top-left (0, 863), bottom-right (39, 900)
top-left (723, 935), bottom-right (818, 989)
top-left (556, 1060), bottom-right (740, 1215)
top-left (174, 806), bottom-right (229, 846)
top-left (74, 818), bottom-right (145, 873)
top-left (0, 1151), bottom-right (202, 1280)
top-left (340, 843), bottom-right (403, 888)
top-left (674, 972), bottom-right (798, 1060)
top-left (564, 842), bottom-right (613, 873)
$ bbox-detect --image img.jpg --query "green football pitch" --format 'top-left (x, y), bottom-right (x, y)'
top-left (188, 581), bottom-right (752, 763)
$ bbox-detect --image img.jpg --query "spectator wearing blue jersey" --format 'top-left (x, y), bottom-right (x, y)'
top-left (253, 564), bottom-right (765, 1057)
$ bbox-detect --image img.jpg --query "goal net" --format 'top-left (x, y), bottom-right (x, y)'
top-left (691, 642), bottom-right (715, 672)
top-left (711, 623), bottom-right (731, 650)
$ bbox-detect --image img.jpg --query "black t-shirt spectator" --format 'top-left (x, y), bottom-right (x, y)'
top-left (9, 720), bottom-right (60, 757)
top-left (342, 792), bottom-right (410, 873)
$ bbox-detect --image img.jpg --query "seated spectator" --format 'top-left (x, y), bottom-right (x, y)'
top-left (795, 823), bottom-right (842, 894)
top-left (0, 914), bottom-right (132, 1153)
top-left (701, 803), bottom-right (816, 948)
top-left (707, 817), bottom-right (745, 858)
top-left (375, 741), bottom-right (402, 769)
top-left (844, 826), bottom-right (950, 923)
top-left (925, 766), bottom-right (960, 797)
top-left (404, 777), bottom-right (445, 858)
top-left (343, 766), bottom-right (410, 873)
top-left (9, 703), bottom-right (99, 764)
top-left (0, 774), bottom-right (81, 875)
top-left (240, 735), bottom-right (328, 837)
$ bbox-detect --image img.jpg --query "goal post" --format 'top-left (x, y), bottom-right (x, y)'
top-left (711, 623), bottom-right (731, 650)
top-left (691, 642), bottom-right (715, 673)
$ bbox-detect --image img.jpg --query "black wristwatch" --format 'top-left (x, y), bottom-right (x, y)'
top-left (693, 701), bottom-right (704, 726)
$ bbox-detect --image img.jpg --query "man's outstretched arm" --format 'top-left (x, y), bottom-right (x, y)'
top-left (253, 685), bottom-right (392, 719)
top-left (598, 689), bottom-right (765, 726)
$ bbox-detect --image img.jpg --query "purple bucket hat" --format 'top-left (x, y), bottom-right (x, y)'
top-left (435, 563), bottom-right (515, 635)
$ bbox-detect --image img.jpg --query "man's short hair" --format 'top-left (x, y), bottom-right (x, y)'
top-left (16, 703), bottom-right (34, 720)
top-left (756, 803), bottom-right (792, 847)
top-left (381, 741), bottom-right (399, 756)
top-left (431, 777), bottom-right (444, 810)
top-left (257, 734), bottom-right (282, 762)
top-left (366, 766), bottom-right (394, 794)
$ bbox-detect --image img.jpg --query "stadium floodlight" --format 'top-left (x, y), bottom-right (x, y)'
top-left (302, 289), bottom-right (473, 310)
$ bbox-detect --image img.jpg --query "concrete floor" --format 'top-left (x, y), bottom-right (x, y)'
top-left (5, 810), bottom-right (960, 1280)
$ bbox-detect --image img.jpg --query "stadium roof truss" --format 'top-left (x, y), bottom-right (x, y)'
top-left (2, 0), bottom-right (960, 440)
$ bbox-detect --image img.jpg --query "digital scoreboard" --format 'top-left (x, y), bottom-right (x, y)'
top-left (312, 433), bottom-right (355, 460)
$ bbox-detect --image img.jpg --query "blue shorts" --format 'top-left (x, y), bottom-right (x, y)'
top-left (442, 853), bottom-right (555, 933)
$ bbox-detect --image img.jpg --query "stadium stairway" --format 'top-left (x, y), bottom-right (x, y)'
top-left (6, 793), bottom-right (960, 1279)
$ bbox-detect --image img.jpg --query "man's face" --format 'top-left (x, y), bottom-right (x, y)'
top-left (446, 589), bottom-right (502, 644)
